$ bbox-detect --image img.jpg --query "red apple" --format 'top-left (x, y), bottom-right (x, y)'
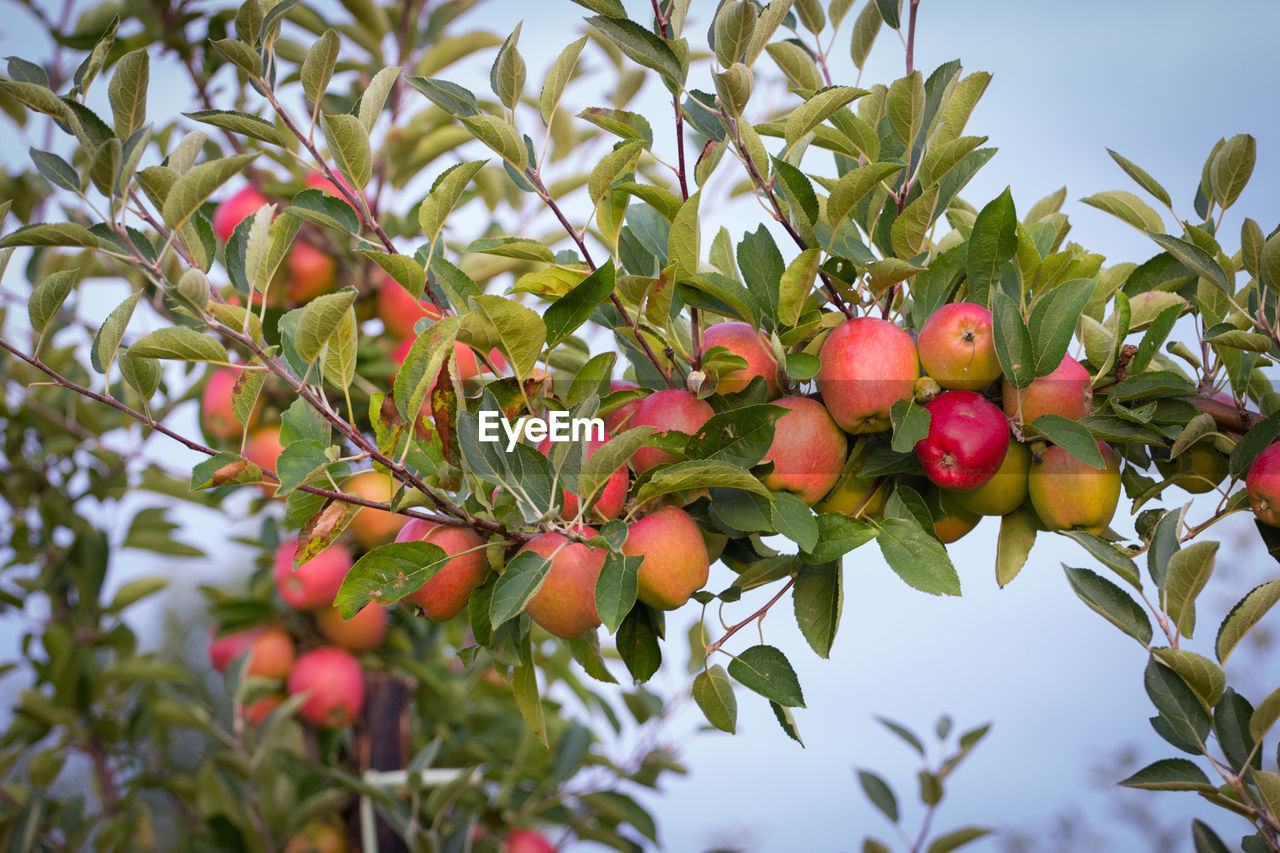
top-left (1002, 353), bottom-right (1092, 425)
top-left (759, 397), bottom-right (848, 504)
top-left (344, 471), bottom-right (407, 547)
top-left (315, 603), bottom-right (388, 651)
top-left (817, 317), bottom-right (920, 433)
top-left (917, 302), bottom-right (1001, 391)
top-left (377, 275), bottom-right (441, 339)
top-left (287, 647), bottom-right (365, 728)
top-left (244, 425), bottom-right (284, 476)
top-left (1247, 443), bottom-right (1280, 526)
top-left (699, 321), bottom-right (781, 397)
top-left (603, 381), bottom-right (642, 434)
top-left (274, 539), bottom-right (354, 611)
top-left (628, 390), bottom-right (715, 473)
top-left (395, 519), bottom-right (489, 620)
top-left (305, 170), bottom-right (355, 208)
top-left (243, 626), bottom-right (296, 678)
top-left (213, 186), bottom-right (268, 242)
top-left (520, 531), bottom-right (605, 639)
top-left (284, 242), bottom-right (338, 302)
top-left (1027, 441), bottom-right (1122, 534)
top-left (244, 693), bottom-right (285, 727)
top-left (201, 367), bottom-right (254, 441)
top-left (915, 391), bottom-right (1010, 492)
top-left (208, 626), bottom-right (255, 673)
top-left (538, 432), bottom-right (629, 520)
top-left (622, 506), bottom-right (709, 610)
top-left (504, 830), bottom-right (556, 853)
top-left (392, 338), bottom-right (506, 385)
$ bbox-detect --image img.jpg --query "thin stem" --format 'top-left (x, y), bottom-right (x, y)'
top-left (905, 0), bottom-right (921, 76)
top-left (706, 576), bottom-right (796, 655)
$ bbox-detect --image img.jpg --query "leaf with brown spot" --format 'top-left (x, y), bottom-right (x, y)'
top-left (212, 460), bottom-right (258, 486)
top-left (296, 501), bottom-right (358, 565)
top-left (431, 357), bottom-right (458, 465)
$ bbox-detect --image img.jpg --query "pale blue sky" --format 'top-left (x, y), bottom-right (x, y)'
top-left (2, 1), bottom-right (1280, 851)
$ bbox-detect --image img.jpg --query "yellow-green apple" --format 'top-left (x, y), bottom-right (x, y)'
top-left (917, 302), bottom-right (1001, 390)
top-left (933, 494), bottom-right (981, 543)
top-left (201, 368), bottom-right (251, 441)
top-left (315, 603), bottom-right (388, 651)
top-left (603, 381), bottom-right (642, 434)
top-left (759, 397), bottom-right (847, 504)
top-left (283, 242), bottom-right (338, 302)
top-left (377, 274), bottom-right (441, 339)
top-left (1156, 444), bottom-right (1229, 494)
top-left (244, 693), bottom-right (285, 727)
top-left (285, 822), bottom-right (349, 853)
top-left (622, 506), bottom-right (710, 610)
top-left (699, 321), bottom-right (780, 397)
top-left (520, 530), bottom-right (605, 639)
top-left (952, 440), bottom-right (1031, 516)
top-left (1247, 443), bottom-right (1280, 526)
top-left (344, 471), bottom-right (407, 547)
top-left (395, 519), bottom-right (489, 620)
top-left (244, 425), bottom-right (284, 476)
top-left (1002, 353), bottom-right (1092, 425)
top-left (287, 646), bottom-right (365, 728)
top-left (816, 471), bottom-right (887, 518)
top-left (538, 433), bottom-right (628, 520)
top-left (817, 317), bottom-right (919, 433)
top-left (503, 830), bottom-right (555, 853)
top-left (914, 391), bottom-right (1010, 492)
top-left (629, 390), bottom-right (715, 473)
top-left (1027, 440), bottom-right (1122, 534)
top-left (274, 539), bottom-right (353, 611)
top-left (213, 186), bottom-right (268, 242)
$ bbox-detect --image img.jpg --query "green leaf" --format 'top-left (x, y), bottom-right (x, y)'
top-left (1106, 148), bottom-right (1172, 208)
top-left (301, 29), bottom-right (340, 107)
top-left (30, 148), bottom-right (81, 193)
top-left (1210, 133), bottom-right (1255, 210)
top-left (320, 113), bottom-right (372, 189)
top-left (727, 644), bottom-right (804, 707)
top-left (1081, 190), bottom-right (1163, 233)
top-left (634, 460), bottom-right (772, 505)
top-left (90, 291), bottom-right (141, 375)
top-left (793, 562), bottom-right (841, 658)
top-left (889, 397), bottom-right (931, 454)
top-left (417, 159), bottom-right (486, 251)
top-left (322, 306), bottom-right (358, 389)
top-left (28, 269), bottom-right (77, 338)
top-left (1164, 541), bottom-right (1217, 638)
top-left (595, 551), bottom-right (641, 634)
top-left (467, 236), bottom-right (555, 262)
top-left (713, 2), bottom-right (756, 67)
top-left (490, 549), bottom-right (554, 628)
top-left (785, 86), bottom-right (864, 150)
top-left (1250, 685), bottom-right (1280, 744)
top-left (743, 0), bottom-right (795, 65)
top-left (354, 67), bottom-right (399, 132)
top-left (209, 38), bottom-right (262, 77)
top-left (801, 514), bottom-right (877, 563)
top-left (587, 15), bottom-right (684, 88)
top-left (1118, 758), bottom-right (1212, 792)
top-left (285, 187), bottom-right (361, 235)
top-left (190, 452), bottom-right (263, 489)
top-left (873, 0), bottom-right (900, 28)
top-left (826, 162), bottom-right (903, 230)
top-left (849, 0), bottom-right (882, 69)
top-left (996, 505), bottom-right (1037, 588)
top-left (966, 188), bottom-right (1017, 306)
top-left (545, 260), bottom-right (617, 347)
top-left (857, 769), bottom-right (898, 822)
top-left (692, 665), bottom-right (737, 733)
top-left (777, 247), bottom-right (820, 328)
top-left (668, 191), bottom-right (701, 279)
top-left (460, 114), bottom-right (527, 172)
top-left (356, 250), bottom-right (426, 301)
top-left (0, 222), bottom-right (100, 249)
top-left (876, 517), bottom-right (961, 596)
top-left (772, 492), bottom-right (819, 552)
top-left (393, 314), bottom-right (460, 420)
top-left (578, 426), bottom-right (653, 506)
top-left (161, 153), bottom-right (256, 229)
top-left (489, 23), bottom-right (526, 111)
top-left (1259, 230), bottom-right (1280, 295)
top-left (468, 293), bottom-right (546, 382)
top-left (1216, 579), bottom-right (1280, 664)
top-left (403, 76), bottom-right (480, 116)
top-left (295, 289), bottom-right (359, 363)
top-left (589, 140), bottom-right (644, 205)
top-left (765, 41), bottom-right (823, 90)
top-left (541, 36), bottom-right (588, 126)
top-left (106, 49), bottom-right (148, 138)
top-left (1063, 566), bottom-right (1152, 645)
top-left (886, 70), bottom-right (924, 147)
top-left (128, 326), bottom-right (229, 363)
top-left (334, 541), bottom-right (451, 618)
top-left (1147, 232), bottom-right (1230, 293)
top-left (1145, 654), bottom-right (1211, 751)
top-left (272, 440), bottom-right (331, 497)
top-left (617, 604), bottom-right (662, 682)
top-left (1027, 277), bottom-right (1094, 376)
top-left (1032, 415), bottom-right (1103, 468)
top-left (990, 289), bottom-right (1033, 389)
top-left (1152, 648), bottom-right (1225, 708)
top-left (183, 109), bottom-right (285, 146)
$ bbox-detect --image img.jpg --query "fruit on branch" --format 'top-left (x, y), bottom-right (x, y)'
top-left (244, 693), bottom-right (285, 727)
top-left (538, 433), bottom-right (629, 520)
top-left (377, 275), bottom-right (441, 339)
top-left (344, 471), bottom-right (407, 547)
top-left (623, 506), bottom-right (710, 610)
top-left (1002, 353), bottom-right (1092, 425)
top-left (274, 539), bottom-right (354, 611)
top-left (914, 391), bottom-right (1010, 492)
top-left (503, 829), bottom-right (556, 853)
top-left (815, 471), bottom-right (887, 519)
top-left (699, 321), bottom-right (781, 397)
top-left (1156, 444), bottom-right (1230, 494)
top-left (201, 368), bottom-right (252, 441)
top-left (1027, 441), bottom-right (1122, 534)
top-left (702, 529), bottom-right (730, 563)
top-left (282, 241), bottom-right (338, 303)
top-left (284, 821), bottom-right (349, 853)
top-left (395, 519), bottom-right (489, 621)
top-left (917, 302), bottom-right (1001, 391)
top-left (602, 381), bottom-right (642, 434)
top-left (287, 646), bottom-right (365, 729)
top-left (759, 397), bottom-right (848, 504)
top-left (629, 389), bottom-right (715, 473)
top-left (207, 626), bottom-right (254, 672)
top-left (1247, 443), bottom-right (1280, 526)
top-left (520, 531), bottom-right (605, 639)
top-left (305, 170), bottom-right (356, 209)
top-left (932, 494), bottom-right (982, 544)
top-left (315, 603), bottom-right (388, 651)
top-left (391, 338), bottom-right (507, 386)
top-left (951, 440), bottom-right (1031, 516)
top-left (244, 425), bottom-right (285, 476)
top-left (213, 185), bottom-right (268, 242)
top-left (208, 625), bottom-right (294, 676)
top-left (817, 317), bottom-right (920, 433)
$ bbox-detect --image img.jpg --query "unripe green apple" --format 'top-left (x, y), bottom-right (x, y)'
top-left (933, 495), bottom-right (981, 543)
top-left (1247, 443), bottom-right (1280, 526)
top-left (917, 302), bottom-right (1001, 390)
top-left (274, 540), bottom-right (354, 611)
top-left (1156, 444), bottom-right (1229, 494)
top-left (520, 531), bottom-right (605, 639)
top-left (623, 506), bottom-right (710, 610)
top-left (344, 471), bottom-right (407, 547)
top-left (699, 321), bottom-right (781, 397)
top-left (914, 391), bottom-right (1010, 492)
top-left (759, 397), bottom-right (848, 504)
top-left (315, 602), bottom-right (388, 651)
top-left (395, 519), bottom-right (489, 620)
top-left (815, 471), bottom-right (887, 519)
top-left (1027, 441), bottom-right (1122, 534)
top-left (213, 185), bottom-right (268, 242)
top-left (817, 317), bottom-right (919, 433)
top-left (1002, 354), bottom-right (1092, 425)
top-left (629, 389), bottom-right (715, 473)
top-left (952, 441), bottom-right (1031, 516)
top-left (287, 646), bottom-right (365, 728)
